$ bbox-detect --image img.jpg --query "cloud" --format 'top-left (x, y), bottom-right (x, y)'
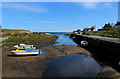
top-left (80, 2), bottom-right (113, 9)
top-left (80, 2), bottom-right (98, 9)
top-left (103, 3), bottom-right (113, 8)
top-left (2, 3), bottom-right (48, 13)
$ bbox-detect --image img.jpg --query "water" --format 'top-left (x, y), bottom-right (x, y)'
top-left (43, 32), bottom-right (102, 77)
top-left (39, 49), bottom-right (46, 55)
top-left (53, 33), bottom-right (77, 46)
top-left (43, 54), bottom-right (102, 77)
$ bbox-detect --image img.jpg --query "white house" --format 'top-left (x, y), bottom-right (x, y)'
top-left (113, 22), bottom-right (120, 30)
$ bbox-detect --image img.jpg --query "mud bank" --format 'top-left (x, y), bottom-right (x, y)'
top-left (97, 66), bottom-right (120, 79)
top-left (2, 45), bottom-right (91, 78)
top-left (43, 45), bottom-right (91, 59)
top-left (2, 34), bottom-right (58, 77)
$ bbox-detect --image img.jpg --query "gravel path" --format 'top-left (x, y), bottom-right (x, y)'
top-left (81, 35), bottom-right (120, 43)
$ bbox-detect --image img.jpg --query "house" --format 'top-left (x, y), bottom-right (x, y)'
top-left (98, 23), bottom-right (113, 31)
top-left (102, 23), bottom-right (112, 30)
top-left (113, 22), bottom-right (120, 30)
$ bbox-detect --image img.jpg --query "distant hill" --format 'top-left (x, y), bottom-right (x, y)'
top-left (1, 29), bottom-right (31, 33)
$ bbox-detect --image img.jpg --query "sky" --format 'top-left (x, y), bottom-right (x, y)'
top-left (2, 2), bottom-right (118, 32)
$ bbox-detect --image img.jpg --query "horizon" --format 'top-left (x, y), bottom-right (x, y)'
top-left (2, 2), bottom-right (118, 32)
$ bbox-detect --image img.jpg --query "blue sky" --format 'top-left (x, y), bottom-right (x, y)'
top-left (2, 2), bottom-right (118, 32)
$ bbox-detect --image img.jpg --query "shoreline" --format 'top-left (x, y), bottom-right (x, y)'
top-left (43, 45), bottom-right (91, 59)
top-left (2, 45), bottom-right (91, 77)
top-left (2, 33), bottom-right (92, 77)
top-left (2, 41), bottom-right (92, 77)
top-left (2, 33), bottom-right (120, 78)
top-left (2, 34), bottom-right (58, 77)
top-left (97, 66), bottom-right (120, 78)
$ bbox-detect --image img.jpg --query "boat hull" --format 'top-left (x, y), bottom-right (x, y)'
top-left (11, 51), bottom-right (40, 55)
top-left (80, 44), bottom-right (88, 47)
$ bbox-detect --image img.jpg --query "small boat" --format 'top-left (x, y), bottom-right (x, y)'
top-left (14, 44), bottom-right (36, 49)
top-left (80, 40), bottom-right (88, 47)
top-left (11, 47), bottom-right (41, 55)
top-left (72, 36), bottom-right (76, 39)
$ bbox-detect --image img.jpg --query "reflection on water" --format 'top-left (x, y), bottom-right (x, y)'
top-left (43, 54), bottom-right (102, 77)
top-left (53, 34), bottom-right (76, 46)
top-left (39, 49), bottom-right (46, 55)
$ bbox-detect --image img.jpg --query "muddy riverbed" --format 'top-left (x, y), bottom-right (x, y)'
top-left (2, 33), bottom-right (120, 78)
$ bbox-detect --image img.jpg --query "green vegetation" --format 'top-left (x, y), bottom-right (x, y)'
top-left (0, 34), bottom-right (10, 38)
top-left (90, 30), bottom-right (120, 38)
top-left (1, 29), bottom-right (30, 33)
top-left (0, 29), bottom-right (30, 38)
top-left (1, 29), bottom-right (58, 48)
top-left (3, 33), bottom-right (58, 48)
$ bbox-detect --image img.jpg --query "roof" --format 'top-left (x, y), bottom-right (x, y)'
top-left (103, 23), bottom-right (112, 29)
top-left (114, 22), bottom-right (120, 26)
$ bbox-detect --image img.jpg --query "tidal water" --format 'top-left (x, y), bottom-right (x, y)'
top-left (43, 32), bottom-right (102, 77)
top-left (53, 33), bottom-right (77, 46)
top-left (44, 54), bottom-right (102, 77)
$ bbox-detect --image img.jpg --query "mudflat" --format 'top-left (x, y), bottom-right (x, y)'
top-left (97, 66), bottom-right (120, 79)
top-left (2, 45), bottom-right (91, 77)
top-left (2, 34), bottom-right (58, 77)
top-left (2, 34), bottom-right (119, 78)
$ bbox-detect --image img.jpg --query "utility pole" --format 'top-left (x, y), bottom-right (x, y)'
top-left (118, 1), bottom-right (120, 22)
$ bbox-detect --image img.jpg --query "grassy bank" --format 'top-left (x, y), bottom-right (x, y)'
top-left (2, 34), bottom-right (58, 49)
top-left (1, 29), bottom-right (58, 49)
top-left (0, 29), bottom-right (31, 38)
top-left (1, 29), bottom-right (59, 77)
top-left (1, 29), bottom-right (30, 33)
top-left (90, 30), bottom-right (120, 38)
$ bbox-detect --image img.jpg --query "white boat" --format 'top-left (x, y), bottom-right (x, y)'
top-left (80, 40), bottom-right (88, 47)
top-left (14, 44), bottom-right (36, 49)
top-left (11, 44), bottom-right (41, 55)
top-left (11, 51), bottom-right (40, 55)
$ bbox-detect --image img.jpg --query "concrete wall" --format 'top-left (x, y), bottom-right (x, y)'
top-left (72, 34), bottom-right (120, 71)
top-left (75, 35), bottom-right (120, 52)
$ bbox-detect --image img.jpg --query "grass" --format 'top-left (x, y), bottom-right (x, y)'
top-left (1, 29), bottom-right (29, 33)
top-left (2, 33), bottom-right (58, 48)
top-left (90, 30), bottom-right (120, 38)
top-left (0, 29), bottom-right (30, 38)
top-left (1, 29), bottom-right (58, 49)
top-left (0, 34), bottom-right (10, 38)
